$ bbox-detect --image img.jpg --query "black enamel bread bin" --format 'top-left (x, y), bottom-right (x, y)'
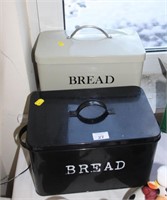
top-left (19, 86), bottom-right (160, 196)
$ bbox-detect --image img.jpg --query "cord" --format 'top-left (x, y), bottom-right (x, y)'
top-left (0, 164), bottom-right (31, 185)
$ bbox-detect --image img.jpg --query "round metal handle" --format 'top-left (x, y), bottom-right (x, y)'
top-left (69, 100), bottom-right (110, 124)
top-left (19, 125), bottom-right (31, 150)
top-left (67, 25), bottom-right (112, 39)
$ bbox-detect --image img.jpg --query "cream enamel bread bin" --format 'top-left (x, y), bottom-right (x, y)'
top-left (19, 86), bottom-right (160, 196)
top-left (35, 26), bottom-right (146, 91)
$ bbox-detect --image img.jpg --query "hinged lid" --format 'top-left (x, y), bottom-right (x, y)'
top-left (35, 28), bottom-right (146, 65)
top-left (27, 87), bottom-right (160, 151)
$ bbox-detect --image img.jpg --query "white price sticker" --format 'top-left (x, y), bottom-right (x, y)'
top-left (92, 131), bottom-right (110, 141)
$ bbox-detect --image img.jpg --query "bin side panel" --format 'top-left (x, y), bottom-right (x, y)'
top-left (30, 141), bottom-right (157, 196)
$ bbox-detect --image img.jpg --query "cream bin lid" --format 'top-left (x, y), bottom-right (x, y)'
top-left (35, 28), bottom-right (146, 65)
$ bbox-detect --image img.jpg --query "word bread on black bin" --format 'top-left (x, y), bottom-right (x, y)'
top-left (66, 160), bottom-right (125, 175)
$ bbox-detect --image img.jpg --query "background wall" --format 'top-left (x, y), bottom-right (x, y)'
top-left (0, 0), bottom-right (63, 196)
top-left (0, 0), bottom-right (36, 196)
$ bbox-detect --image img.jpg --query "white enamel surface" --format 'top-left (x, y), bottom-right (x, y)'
top-left (35, 29), bottom-right (145, 64)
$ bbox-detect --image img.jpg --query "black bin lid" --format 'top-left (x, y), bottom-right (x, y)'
top-left (27, 86), bottom-right (160, 151)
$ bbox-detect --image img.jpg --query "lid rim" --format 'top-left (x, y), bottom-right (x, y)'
top-left (26, 134), bottom-right (161, 152)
